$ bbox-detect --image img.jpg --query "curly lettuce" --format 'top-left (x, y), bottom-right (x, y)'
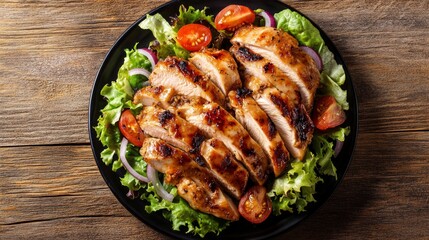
top-left (172, 5), bottom-right (215, 32)
top-left (94, 45), bottom-right (148, 170)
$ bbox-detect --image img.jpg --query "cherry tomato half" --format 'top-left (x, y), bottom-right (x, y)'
top-left (312, 95), bottom-right (346, 130)
top-left (177, 23), bottom-right (212, 52)
top-left (119, 109), bottom-right (145, 147)
top-left (238, 185), bottom-right (272, 224)
top-left (215, 5), bottom-right (256, 31)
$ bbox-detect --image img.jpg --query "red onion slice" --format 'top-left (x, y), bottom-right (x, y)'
top-left (257, 10), bottom-right (276, 27)
top-left (138, 48), bottom-right (158, 70)
top-left (128, 68), bottom-right (151, 79)
top-left (300, 46), bottom-right (323, 71)
top-left (120, 138), bottom-right (149, 183)
top-left (147, 164), bottom-right (174, 202)
top-left (333, 140), bottom-right (344, 158)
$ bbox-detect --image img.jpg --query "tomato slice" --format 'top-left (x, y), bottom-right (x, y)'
top-left (119, 109), bottom-right (145, 147)
top-left (177, 23), bottom-right (212, 52)
top-left (312, 96), bottom-right (346, 130)
top-left (238, 185), bottom-right (272, 224)
top-left (215, 5), bottom-right (256, 31)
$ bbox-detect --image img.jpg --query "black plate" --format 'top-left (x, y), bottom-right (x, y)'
top-left (89, 0), bottom-right (358, 239)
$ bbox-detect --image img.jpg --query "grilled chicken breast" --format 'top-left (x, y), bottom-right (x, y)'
top-left (228, 89), bottom-right (289, 177)
top-left (200, 139), bottom-right (249, 198)
top-left (140, 138), bottom-right (240, 221)
top-left (230, 45), bottom-right (303, 110)
top-left (231, 25), bottom-right (320, 109)
top-left (137, 105), bottom-right (248, 199)
top-left (133, 86), bottom-right (175, 109)
top-left (189, 48), bottom-right (242, 95)
top-left (137, 105), bottom-right (204, 152)
top-left (244, 74), bottom-right (314, 160)
top-left (149, 56), bottom-right (225, 106)
top-left (175, 98), bottom-right (269, 185)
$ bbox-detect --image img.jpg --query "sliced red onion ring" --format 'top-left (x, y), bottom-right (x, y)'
top-left (120, 138), bottom-right (149, 183)
top-left (300, 46), bottom-right (323, 71)
top-left (334, 140), bottom-right (344, 158)
top-left (257, 10), bottom-right (276, 27)
top-left (128, 68), bottom-right (151, 79)
top-left (147, 164), bottom-right (174, 202)
top-left (126, 190), bottom-right (137, 199)
top-left (138, 48), bottom-right (158, 70)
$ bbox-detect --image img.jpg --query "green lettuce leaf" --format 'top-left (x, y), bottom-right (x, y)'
top-left (172, 5), bottom-right (215, 32)
top-left (119, 144), bottom-right (148, 190)
top-left (274, 9), bottom-right (324, 52)
top-left (94, 46), bottom-right (149, 171)
top-left (141, 183), bottom-right (229, 238)
top-left (139, 13), bottom-right (189, 59)
top-left (319, 72), bottom-right (349, 110)
top-left (269, 151), bottom-right (322, 215)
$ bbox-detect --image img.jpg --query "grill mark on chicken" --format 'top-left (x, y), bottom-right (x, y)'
top-left (173, 59), bottom-right (204, 83)
top-left (239, 136), bottom-right (256, 158)
top-left (190, 133), bottom-right (205, 154)
top-left (293, 104), bottom-right (315, 142)
top-left (204, 106), bottom-right (239, 131)
top-left (236, 88), bottom-right (252, 98)
top-left (268, 118), bottom-right (277, 140)
top-left (270, 93), bottom-right (291, 118)
top-left (263, 62), bottom-right (274, 73)
top-left (194, 155), bottom-right (206, 167)
top-left (158, 110), bottom-right (174, 126)
top-left (237, 46), bottom-right (263, 61)
top-left (269, 92), bottom-right (311, 142)
top-left (157, 143), bottom-right (173, 158)
top-left (273, 143), bottom-right (288, 171)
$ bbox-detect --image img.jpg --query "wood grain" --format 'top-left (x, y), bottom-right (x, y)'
top-left (1, 131), bottom-right (428, 239)
top-left (1, 0), bottom-right (428, 239)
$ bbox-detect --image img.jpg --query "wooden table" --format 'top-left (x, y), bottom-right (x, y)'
top-left (1, 0), bottom-right (428, 239)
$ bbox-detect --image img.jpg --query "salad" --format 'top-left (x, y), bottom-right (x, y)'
top-left (94, 3), bottom-right (350, 238)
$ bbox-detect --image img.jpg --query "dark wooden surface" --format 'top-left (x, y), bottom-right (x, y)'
top-left (1, 0), bottom-right (428, 239)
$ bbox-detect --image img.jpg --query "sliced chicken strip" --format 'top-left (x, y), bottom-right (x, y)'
top-left (189, 48), bottom-right (242, 95)
top-left (231, 25), bottom-right (320, 109)
top-left (200, 139), bottom-right (249, 198)
top-left (137, 105), bottom-right (248, 199)
top-left (228, 89), bottom-right (289, 177)
top-left (230, 45), bottom-right (304, 110)
top-left (136, 105), bottom-right (204, 152)
top-left (149, 56), bottom-right (225, 106)
top-left (133, 86), bottom-right (175, 109)
top-left (140, 138), bottom-right (239, 221)
top-left (175, 98), bottom-right (269, 185)
top-left (244, 74), bottom-right (314, 160)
